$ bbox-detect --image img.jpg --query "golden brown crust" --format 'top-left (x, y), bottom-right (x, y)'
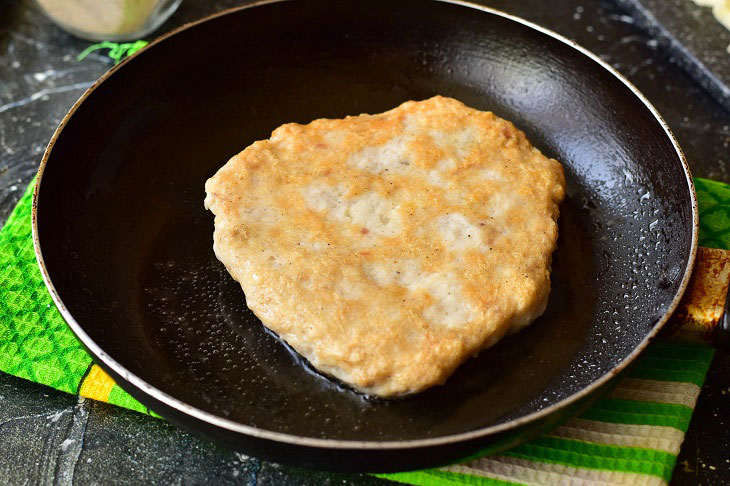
top-left (205, 96), bottom-right (565, 397)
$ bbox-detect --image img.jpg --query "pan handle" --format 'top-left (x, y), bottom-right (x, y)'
top-left (661, 247), bottom-right (730, 347)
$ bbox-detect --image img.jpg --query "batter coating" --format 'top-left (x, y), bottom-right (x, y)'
top-left (204, 96), bottom-right (565, 397)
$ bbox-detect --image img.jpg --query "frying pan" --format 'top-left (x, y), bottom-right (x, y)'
top-left (32, 0), bottom-right (697, 473)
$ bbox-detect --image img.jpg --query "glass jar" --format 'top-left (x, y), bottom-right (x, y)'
top-left (35, 0), bottom-right (183, 41)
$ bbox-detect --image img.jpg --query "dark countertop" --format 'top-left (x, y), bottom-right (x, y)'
top-left (1, 0), bottom-right (728, 484)
top-left (615, 0), bottom-right (730, 112)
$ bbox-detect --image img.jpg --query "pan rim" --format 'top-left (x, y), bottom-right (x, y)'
top-left (31, 0), bottom-right (699, 451)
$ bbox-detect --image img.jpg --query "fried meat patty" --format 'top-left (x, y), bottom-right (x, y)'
top-left (204, 96), bottom-right (565, 397)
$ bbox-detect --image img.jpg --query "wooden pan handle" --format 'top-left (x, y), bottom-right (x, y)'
top-left (661, 247), bottom-right (730, 346)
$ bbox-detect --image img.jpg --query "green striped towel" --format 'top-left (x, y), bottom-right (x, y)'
top-left (1, 178), bottom-right (727, 484)
top-left (379, 341), bottom-right (713, 485)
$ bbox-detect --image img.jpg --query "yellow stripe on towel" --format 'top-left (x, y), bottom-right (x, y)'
top-left (78, 364), bottom-right (116, 402)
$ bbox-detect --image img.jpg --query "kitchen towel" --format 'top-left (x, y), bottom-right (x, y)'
top-left (1, 178), bottom-right (725, 485)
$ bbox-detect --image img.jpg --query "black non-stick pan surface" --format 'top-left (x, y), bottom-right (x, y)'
top-left (33, 0), bottom-right (697, 473)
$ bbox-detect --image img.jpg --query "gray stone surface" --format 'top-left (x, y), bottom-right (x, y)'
top-left (0, 373), bottom-right (390, 485)
top-left (615, 0), bottom-right (730, 112)
top-left (1, 0), bottom-right (729, 484)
